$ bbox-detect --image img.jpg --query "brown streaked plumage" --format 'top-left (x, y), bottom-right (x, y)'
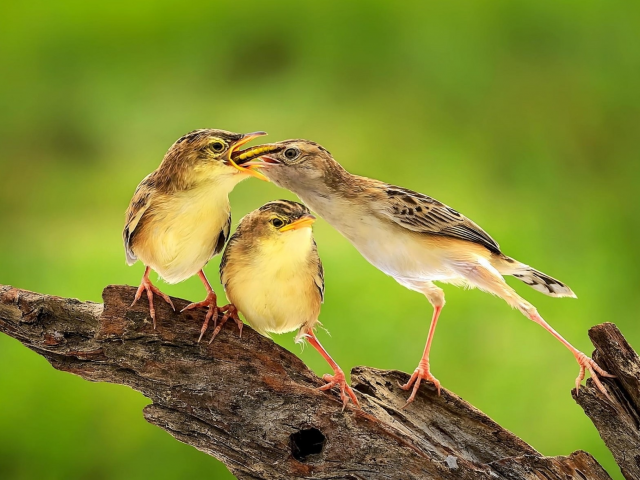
top-left (217, 200), bottom-right (358, 408)
top-left (123, 128), bottom-right (269, 334)
top-left (236, 139), bottom-right (614, 405)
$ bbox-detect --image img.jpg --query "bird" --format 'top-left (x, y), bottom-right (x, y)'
top-left (234, 139), bottom-right (614, 405)
top-left (123, 128), bottom-right (270, 338)
top-left (216, 199), bottom-right (359, 408)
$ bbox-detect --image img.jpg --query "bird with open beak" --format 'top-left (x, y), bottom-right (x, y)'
top-left (123, 129), bottom-right (269, 338)
top-left (216, 200), bottom-right (358, 409)
top-left (235, 140), bottom-right (614, 406)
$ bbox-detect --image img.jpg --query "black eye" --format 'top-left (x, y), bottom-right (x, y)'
top-left (284, 147), bottom-right (299, 160)
top-left (211, 141), bottom-right (225, 152)
top-left (271, 218), bottom-right (284, 228)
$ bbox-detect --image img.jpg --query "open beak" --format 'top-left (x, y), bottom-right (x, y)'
top-left (279, 214), bottom-right (316, 232)
top-left (228, 132), bottom-right (270, 181)
top-left (231, 142), bottom-right (283, 179)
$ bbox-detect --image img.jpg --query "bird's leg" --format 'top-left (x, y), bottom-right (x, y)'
top-left (181, 270), bottom-right (219, 342)
top-left (458, 261), bottom-right (615, 400)
top-left (305, 330), bottom-right (359, 410)
top-left (526, 310), bottom-right (615, 400)
top-left (131, 266), bottom-right (175, 329)
top-left (399, 305), bottom-right (443, 407)
top-left (208, 304), bottom-right (243, 344)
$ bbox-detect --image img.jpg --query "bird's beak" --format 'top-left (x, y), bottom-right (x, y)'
top-left (279, 214), bottom-right (316, 232)
top-left (231, 143), bottom-right (284, 175)
top-left (228, 132), bottom-right (271, 181)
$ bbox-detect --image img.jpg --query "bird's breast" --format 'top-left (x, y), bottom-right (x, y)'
top-left (223, 231), bottom-right (320, 336)
top-left (134, 188), bottom-right (231, 283)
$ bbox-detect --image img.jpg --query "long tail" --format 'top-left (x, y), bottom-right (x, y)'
top-left (493, 255), bottom-right (576, 298)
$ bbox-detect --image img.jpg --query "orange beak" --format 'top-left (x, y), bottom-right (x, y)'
top-left (228, 132), bottom-right (270, 181)
top-left (279, 214), bottom-right (316, 232)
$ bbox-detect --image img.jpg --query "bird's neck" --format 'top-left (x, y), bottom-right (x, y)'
top-left (154, 166), bottom-right (247, 196)
top-left (294, 163), bottom-right (367, 221)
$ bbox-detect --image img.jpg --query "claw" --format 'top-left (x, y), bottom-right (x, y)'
top-left (399, 361), bottom-right (441, 408)
top-left (208, 304), bottom-right (243, 344)
top-left (131, 267), bottom-right (175, 329)
top-left (574, 351), bottom-right (615, 401)
top-left (181, 291), bottom-right (219, 342)
top-left (318, 369), bottom-right (359, 410)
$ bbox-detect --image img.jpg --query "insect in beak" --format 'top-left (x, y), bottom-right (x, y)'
top-left (229, 135), bottom-right (282, 182)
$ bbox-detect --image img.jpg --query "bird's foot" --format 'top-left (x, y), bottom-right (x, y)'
top-left (318, 368), bottom-right (359, 410)
top-left (574, 351), bottom-right (615, 400)
top-left (181, 292), bottom-right (219, 342)
top-left (131, 278), bottom-right (175, 329)
top-left (398, 360), bottom-right (441, 407)
top-left (208, 304), bottom-right (243, 344)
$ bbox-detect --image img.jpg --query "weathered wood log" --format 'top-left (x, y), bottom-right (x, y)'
top-left (573, 323), bottom-right (640, 480)
top-left (0, 284), bottom-right (614, 479)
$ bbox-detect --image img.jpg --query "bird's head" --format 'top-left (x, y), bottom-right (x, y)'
top-left (233, 140), bottom-right (340, 193)
top-left (241, 200), bottom-right (316, 243)
top-left (159, 129), bottom-right (273, 188)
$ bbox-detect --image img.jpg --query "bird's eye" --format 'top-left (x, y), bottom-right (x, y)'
top-left (271, 218), bottom-right (285, 228)
top-left (211, 141), bottom-right (225, 153)
top-left (284, 147), bottom-right (299, 160)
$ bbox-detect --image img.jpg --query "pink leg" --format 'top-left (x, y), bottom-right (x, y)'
top-left (208, 304), bottom-right (244, 344)
top-left (460, 261), bottom-right (615, 400)
top-left (528, 311), bottom-right (615, 400)
top-left (131, 266), bottom-right (175, 329)
top-left (306, 330), bottom-right (359, 410)
top-left (180, 270), bottom-right (219, 342)
top-left (399, 305), bottom-right (442, 406)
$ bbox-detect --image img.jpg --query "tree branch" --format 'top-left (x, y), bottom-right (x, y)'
top-left (0, 284), bottom-right (617, 479)
top-left (573, 323), bottom-right (640, 480)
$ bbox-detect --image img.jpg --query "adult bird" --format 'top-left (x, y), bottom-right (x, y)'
top-left (123, 129), bottom-right (269, 338)
top-left (216, 200), bottom-right (358, 408)
top-left (236, 140), bottom-right (613, 405)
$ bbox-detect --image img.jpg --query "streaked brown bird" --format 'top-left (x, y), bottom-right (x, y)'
top-left (236, 140), bottom-right (614, 405)
top-left (123, 129), bottom-right (268, 337)
top-left (216, 199), bottom-right (359, 408)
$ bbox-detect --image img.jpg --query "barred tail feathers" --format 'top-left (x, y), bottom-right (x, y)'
top-left (494, 256), bottom-right (576, 298)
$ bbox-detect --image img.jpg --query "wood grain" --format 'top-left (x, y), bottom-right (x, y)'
top-left (0, 284), bottom-right (618, 479)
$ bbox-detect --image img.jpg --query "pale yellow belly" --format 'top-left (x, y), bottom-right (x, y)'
top-left (134, 193), bottom-right (230, 284)
top-left (223, 233), bottom-right (321, 336)
top-left (342, 218), bottom-right (489, 284)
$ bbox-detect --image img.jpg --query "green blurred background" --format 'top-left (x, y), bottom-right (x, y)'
top-left (1, 1), bottom-right (638, 478)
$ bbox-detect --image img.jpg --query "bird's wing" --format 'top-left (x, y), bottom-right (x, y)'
top-left (377, 185), bottom-right (501, 254)
top-left (219, 228), bottom-right (239, 288)
top-left (213, 212), bottom-right (232, 257)
top-left (311, 240), bottom-right (325, 303)
top-left (123, 174), bottom-right (155, 265)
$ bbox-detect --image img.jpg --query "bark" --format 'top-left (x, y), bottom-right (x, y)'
top-left (0, 284), bottom-right (617, 480)
top-left (573, 323), bottom-right (640, 480)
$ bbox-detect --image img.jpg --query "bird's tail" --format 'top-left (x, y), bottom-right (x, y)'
top-left (493, 255), bottom-right (576, 298)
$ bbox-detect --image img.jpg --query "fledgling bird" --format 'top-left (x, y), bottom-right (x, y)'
top-left (236, 140), bottom-right (614, 405)
top-left (123, 129), bottom-right (269, 337)
top-left (216, 200), bottom-right (358, 408)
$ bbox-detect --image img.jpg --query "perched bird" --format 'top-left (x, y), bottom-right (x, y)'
top-left (123, 129), bottom-right (269, 337)
top-left (236, 140), bottom-right (614, 405)
top-left (217, 200), bottom-right (358, 408)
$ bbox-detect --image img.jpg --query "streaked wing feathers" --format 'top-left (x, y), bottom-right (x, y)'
top-left (380, 186), bottom-right (501, 254)
top-left (213, 213), bottom-right (232, 257)
top-left (123, 175), bottom-right (154, 265)
top-left (311, 240), bottom-right (325, 303)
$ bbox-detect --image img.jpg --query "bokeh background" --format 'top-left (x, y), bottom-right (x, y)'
top-left (1, 1), bottom-right (639, 478)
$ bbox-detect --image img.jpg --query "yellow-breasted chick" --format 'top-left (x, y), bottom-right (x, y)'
top-left (235, 140), bottom-right (614, 406)
top-left (123, 129), bottom-right (269, 337)
top-left (216, 200), bottom-right (358, 408)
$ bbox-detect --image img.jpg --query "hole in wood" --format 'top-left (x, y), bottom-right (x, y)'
top-left (290, 428), bottom-right (326, 462)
